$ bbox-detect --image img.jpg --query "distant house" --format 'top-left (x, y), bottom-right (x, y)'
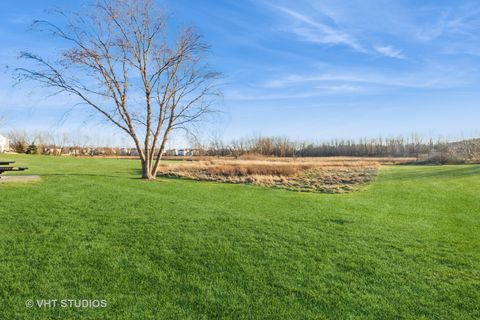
top-left (0, 135), bottom-right (9, 153)
top-left (162, 148), bottom-right (199, 156)
top-left (177, 148), bottom-right (199, 156)
top-left (44, 147), bottom-right (62, 156)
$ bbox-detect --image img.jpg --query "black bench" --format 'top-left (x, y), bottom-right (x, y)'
top-left (0, 161), bottom-right (29, 178)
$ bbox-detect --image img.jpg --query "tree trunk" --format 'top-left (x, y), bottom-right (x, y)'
top-left (141, 158), bottom-right (155, 180)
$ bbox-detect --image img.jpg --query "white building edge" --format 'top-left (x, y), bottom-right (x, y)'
top-left (0, 135), bottom-right (9, 153)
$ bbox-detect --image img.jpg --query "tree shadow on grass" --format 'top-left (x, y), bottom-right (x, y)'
top-left (40, 168), bottom-right (145, 180)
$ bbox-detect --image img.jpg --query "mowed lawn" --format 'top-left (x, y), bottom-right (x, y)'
top-left (0, 155), bottom-right (479, 319)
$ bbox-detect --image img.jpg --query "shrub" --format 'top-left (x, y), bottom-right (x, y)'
top-left (26, 144), bottom-right (38, 154)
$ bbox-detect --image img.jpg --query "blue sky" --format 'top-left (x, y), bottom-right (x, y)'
top-left (1, 0), bottom-right (480, 146)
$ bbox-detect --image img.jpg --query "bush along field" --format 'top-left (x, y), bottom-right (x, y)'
top-left (0, 154), bottom-right (479, 319)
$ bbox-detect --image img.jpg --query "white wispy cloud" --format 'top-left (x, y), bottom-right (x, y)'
top-left (269, 4), bottom-right (407, 59)
top-left (261, 66), bottom-right (468, 90)
top-left (264, 74), bottom-right (365, 89)
top-left (272, 5), bottom-right (367, 53)
top-left (412, 3), bottom-right (480, 44)
top-left (224, 84), bottom-right (367, 101)
top-left (224, 66), bottom-right (466, 102)
top-left (374, 46), bottom-right (406, 59)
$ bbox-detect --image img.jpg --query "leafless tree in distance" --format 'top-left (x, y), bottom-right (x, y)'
top-left (15, 0), bottom-right (220, 179)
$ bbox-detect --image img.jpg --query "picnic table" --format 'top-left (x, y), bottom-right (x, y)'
top-left (0, 161), bottom-right (28, 178)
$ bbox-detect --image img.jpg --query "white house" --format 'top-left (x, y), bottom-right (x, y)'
top-left (176, 148), bottom-right (198, 156)
top-left (0, 135), bottom-right (8, 153)
top-left (120, 148), bottom-right (130, 156)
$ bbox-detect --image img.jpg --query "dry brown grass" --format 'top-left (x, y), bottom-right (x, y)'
top-left (157, 158), bottom-right (382, 193)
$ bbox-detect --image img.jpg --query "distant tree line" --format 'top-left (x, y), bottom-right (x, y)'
top-left (4, 130), bottom-right (480, 163)
top-left (5, 130), bottom-right (117, 156)
top-left (3, 129), bottom-right (162, 157)
top-left (200, 136), bottom-right (480, 162)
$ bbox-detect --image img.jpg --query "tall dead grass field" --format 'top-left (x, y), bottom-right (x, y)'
top-left (156, 157), bottom-right (408, 193)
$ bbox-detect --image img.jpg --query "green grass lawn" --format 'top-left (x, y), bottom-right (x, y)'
top-left (0, 155), bottom-right (479, 319)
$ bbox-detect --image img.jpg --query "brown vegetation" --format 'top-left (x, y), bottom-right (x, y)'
top-left (157, 158), bottom-right (383, 193)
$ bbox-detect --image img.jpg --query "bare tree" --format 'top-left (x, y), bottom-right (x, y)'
top-left (15, 0), bottom-right (219, 179)
top-left (7, 130), bottom-right (29, 153)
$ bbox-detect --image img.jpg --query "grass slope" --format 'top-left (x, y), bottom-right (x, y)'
top-left (0, 155), bottom-right (479, 319)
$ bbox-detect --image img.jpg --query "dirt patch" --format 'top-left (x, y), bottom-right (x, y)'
top-left (157, 159), bottom-right (379, 193)
top-left (0, 175), bottom-right (41, 184)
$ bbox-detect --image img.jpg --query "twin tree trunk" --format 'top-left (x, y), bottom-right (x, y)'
top-left (139, 148), bottom-right (164, 180)
top-left (138, 145), bottom-right (165, 180)
top-left (141, 158), bottom-right (155, 180)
